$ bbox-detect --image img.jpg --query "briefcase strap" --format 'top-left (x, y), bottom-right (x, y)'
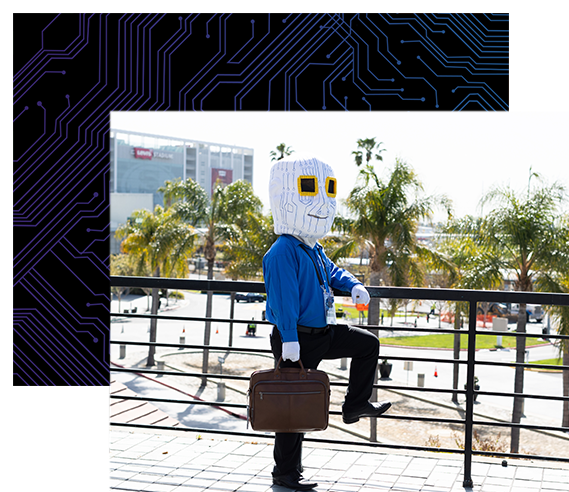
top-left (274, 356), bottom-right (307, 379)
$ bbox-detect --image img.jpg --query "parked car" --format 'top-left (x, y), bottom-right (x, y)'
top-left (235, 292), bottom-right (266, 303)
top-left (509, 303), bottom-right (543, 323)
top-left (477, 302), bottom-right (509, 317)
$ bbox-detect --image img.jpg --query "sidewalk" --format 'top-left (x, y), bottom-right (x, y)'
top-left (110, 427), bottom-right (569, 492)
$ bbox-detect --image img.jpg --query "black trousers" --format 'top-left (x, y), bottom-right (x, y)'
top-left (269, 324), bottom-right (380, 478)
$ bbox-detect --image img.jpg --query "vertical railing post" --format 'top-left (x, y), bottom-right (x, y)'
top-left (462, 299), bottom-right (477, 488)
top-left (369, 326), bottom-right (379, 442)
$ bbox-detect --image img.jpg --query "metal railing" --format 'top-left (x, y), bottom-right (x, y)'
top-left (110, 275), bottom-right (569, 487)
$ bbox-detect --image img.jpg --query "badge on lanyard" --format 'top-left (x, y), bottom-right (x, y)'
top-left (324, 285), bottom-right (337, 325)
top-left (301, 244), bottom-right (337, 325)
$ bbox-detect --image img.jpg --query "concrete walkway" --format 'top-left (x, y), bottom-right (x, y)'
top-left (110, 427), bottom-right (569, 492)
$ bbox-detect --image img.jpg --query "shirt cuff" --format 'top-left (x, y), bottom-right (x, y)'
top-left (279, 328), bottom-right (299, 343)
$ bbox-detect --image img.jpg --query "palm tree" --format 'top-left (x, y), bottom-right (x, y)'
top-left (158, 177), bottom-right (209, 226)
top-left (352, 137), bottom-right (385, 167)
top-left (448, 177), bottom-right (569, 452)
top-left (332, 149), bottom-right (449, 326)
top-left (160, 178), bottom-right (263, 376)
top-left (434, 226), bottom-right (502, 401)
top-left (223, 212), bottom-right (277, 281)
top-left (221, 211), bottom-right (277, 347)
top-left (110, 254), bottom-right (136, 313)
top-left (270, 143), bottom-right (294, 161)
top-left (115, 206), bottom-right (197, 366)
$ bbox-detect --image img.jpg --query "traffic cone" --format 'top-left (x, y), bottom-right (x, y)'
top-left (434, 366), bottom-right (438, 377)
top-left (216, 327), bottom-right (219, 334)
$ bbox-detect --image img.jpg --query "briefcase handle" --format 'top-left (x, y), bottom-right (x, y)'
top-left (274, 356), bottom-right (307, 380)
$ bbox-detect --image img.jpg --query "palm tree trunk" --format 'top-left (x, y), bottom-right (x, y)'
top-left (452, 302), bottom-right (462, 403)
top-left (201, 257), bottom-right (214, 385)
top-left (201, 228), bottom-right (216, 384)
top-left (510, 302), bottom-right (527, 453)
top-left (365, 267), bottom-right (381, 441)
top-left (147, 266), bottom-right (160, 367)
top-left (368, 269), bottom-right (381, 326)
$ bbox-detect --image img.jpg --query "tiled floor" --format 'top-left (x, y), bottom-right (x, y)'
top-left (110, 428), bottom-right (569, 491)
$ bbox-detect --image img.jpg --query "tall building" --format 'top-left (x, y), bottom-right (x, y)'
top-left (110, 128), bottom-right (254, 253)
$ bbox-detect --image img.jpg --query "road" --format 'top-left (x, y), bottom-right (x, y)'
top-left (111, 290), bottom-right (272, 358)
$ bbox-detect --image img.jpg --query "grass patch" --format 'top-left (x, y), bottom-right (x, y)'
top-left (339, 305), bottom-right (414, 320)
top-left (527, 358), bottom-right (565, 372)
top-left (338, 306), bottom-right (361, 318)
top-left (378, 333), bottom-right (549, 350)
top-left (529, 358), bottom-right (563, 366)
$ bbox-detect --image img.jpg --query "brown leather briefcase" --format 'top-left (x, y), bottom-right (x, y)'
top-left (248, 357), bottom-right (330, 433)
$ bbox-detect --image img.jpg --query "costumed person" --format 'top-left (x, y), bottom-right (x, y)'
top-left (263, 155), bottom-right (392, 491)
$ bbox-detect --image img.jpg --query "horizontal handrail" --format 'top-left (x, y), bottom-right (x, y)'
top-left (111, 361), bottom-right (569, 398)
top-left (110, 312), bottom-right (275, 325)
top-left (110, 275), bottom-right (569, 485)
top-left (110, 340), bottom-right (569, 371)
top-left (108, 394), bottom-right (569, 433)
top-left (112, 312), bottom-right (567, 337)
top-left (111, 275), bottom-right (569, 305)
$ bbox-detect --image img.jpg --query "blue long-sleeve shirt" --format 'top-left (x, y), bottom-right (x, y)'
top-left (262, 234), bottom-right (362, 343)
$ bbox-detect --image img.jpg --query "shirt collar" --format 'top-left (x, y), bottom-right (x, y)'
top-left (285, 234), bottom-right (321, 250)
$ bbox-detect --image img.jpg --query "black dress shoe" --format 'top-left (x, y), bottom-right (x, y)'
top-left (342, 400), bottom-right (392, 424)
top-left (272, 474), bottom-right (318, 490)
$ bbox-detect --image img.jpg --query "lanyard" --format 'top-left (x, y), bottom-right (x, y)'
top-left (300, 243), bottom-right (337, 325)
top-left (299, 244), bottom-right (331, 291)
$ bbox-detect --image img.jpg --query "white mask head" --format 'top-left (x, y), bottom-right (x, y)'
top-left (269, 155), bottom-right (337, 239)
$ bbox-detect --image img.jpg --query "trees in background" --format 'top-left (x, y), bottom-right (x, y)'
top-left (270, 143), bottom-right (294, 161)
top-left (158, 177), bottom-right (263, 377)
top-left (331, 138), bottom-right (450, 326)
top-left (110, 253), bottom-right (137, 313)
top-left (535, 267), bottom-right (569, 428)
top-left (115, 206), bottom-right (197, 366)
top-left (434, 223), bottom-right (502, 402)
top-left (443, 177), bottom-right (569, 452)
top-left (223, 212), bottom-right (277, 281)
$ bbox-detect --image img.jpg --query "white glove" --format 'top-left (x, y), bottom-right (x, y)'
top-left (282, 341), bottom-right (300, 362)
top-left (352, 284), bottom-right (370, 305)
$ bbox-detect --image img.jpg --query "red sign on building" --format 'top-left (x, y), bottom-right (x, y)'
top-left (134, 147), bottom-right (153, 160)
top-left (211, 168), bottom-right (233, 194)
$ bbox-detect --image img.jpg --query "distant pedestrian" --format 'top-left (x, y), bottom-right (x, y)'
top-left (426, 313), bottom-right (430, 323)
top-left (414, 317), bottom-right (418, 328)
top-left (246, 318), bottom-right (257, 336)
top-left (430, 303), bottom-right (436, 316)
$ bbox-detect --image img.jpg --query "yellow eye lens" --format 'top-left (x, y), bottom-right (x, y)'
top-left (326, 177), bottom-right (337, 197)
top-left (298, 176), bottom-right (318, 196)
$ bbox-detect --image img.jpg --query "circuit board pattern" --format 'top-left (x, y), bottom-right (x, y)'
top-left (12, 13), bottom-right (509, 385)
